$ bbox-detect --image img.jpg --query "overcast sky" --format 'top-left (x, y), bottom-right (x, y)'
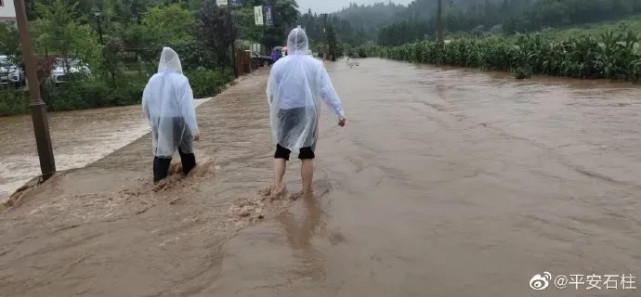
top-left (297, 0), bottom-right (415, 14)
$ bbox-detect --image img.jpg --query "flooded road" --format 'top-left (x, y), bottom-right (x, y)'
top-left (0, 99), bottom-right (210, 202)
top-left (1, 60), bottom-right (640, 297)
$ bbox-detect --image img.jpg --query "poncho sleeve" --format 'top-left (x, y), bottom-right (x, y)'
top-left (179, 79), bottom-right (198, 133)
top-left (319, 67), bottom-right (344, 118)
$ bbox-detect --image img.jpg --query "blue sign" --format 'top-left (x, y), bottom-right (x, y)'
top-left (264, 5), bottom-right (274, 26)
top-left (230, 0), bottom-right (243, 7)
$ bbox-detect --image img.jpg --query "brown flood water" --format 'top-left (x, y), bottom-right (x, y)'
top-left (1, 59), bottom-right (641, 297)
top-left (0, 99), bottom-right (210, 202)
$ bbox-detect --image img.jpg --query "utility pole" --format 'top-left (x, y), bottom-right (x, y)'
top-left (321, 13), bottom-right (328, 60)
top-left (227, 2), bottom-right (238, 78)
top-left (13, 0), bottom-right (56, 180)
top-left (436, 0), bottom-right (444, 43)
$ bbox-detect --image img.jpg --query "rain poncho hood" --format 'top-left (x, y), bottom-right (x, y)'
top-left (287, 27), bottom-right (309, 55)
top-left (267, 27), bottom-right (344, 156)
top-left (143, 47), bottom-right (198, 158)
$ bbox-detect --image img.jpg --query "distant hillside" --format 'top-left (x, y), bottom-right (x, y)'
top-left (302, 2), bottom-right (406, 46)
top-left (333, 2), bottom-right (406, 31)
top-left (535, 15), bottom-right (641, 42)
top-left (377, 0), bottom-right (641, 45)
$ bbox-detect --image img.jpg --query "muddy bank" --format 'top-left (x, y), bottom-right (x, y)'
top-left (2, 60), bottom-right (641, 297)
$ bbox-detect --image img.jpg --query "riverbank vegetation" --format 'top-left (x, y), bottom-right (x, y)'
top-left (350, 1), bottom-right (641, 82)
top-left (363, 31), bottom-right (641, 81)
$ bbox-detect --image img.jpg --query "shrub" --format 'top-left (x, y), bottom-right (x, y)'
top-left (40, 73), bottom-right (148, 112)
top-left (357, 47), bottom-right (368, 58)
top-left (2, 67), bottom-right (233, 116)
top-left (512, 65), bottom-right (533, 79)
top-left (0, 89), bottom-right (28, 116)
top-left (185, 69), bottom-right (234, 98)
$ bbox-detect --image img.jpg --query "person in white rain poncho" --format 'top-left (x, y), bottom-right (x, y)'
top-left (267, 27), bottom-right (346, 197)
top-left (143, 47), bottom-right (200, 183)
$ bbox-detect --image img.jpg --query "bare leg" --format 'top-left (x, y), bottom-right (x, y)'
top-left (272, 158), bottom-right (287, 196)
top-left (301, 159), bottom-right (313, 195)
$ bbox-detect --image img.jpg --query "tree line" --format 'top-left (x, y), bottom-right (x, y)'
top-left (377, 0), bottom-right (641, 46)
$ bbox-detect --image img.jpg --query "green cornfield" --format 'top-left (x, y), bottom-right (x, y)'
top-left (364, 31), bottom-right (641, 82)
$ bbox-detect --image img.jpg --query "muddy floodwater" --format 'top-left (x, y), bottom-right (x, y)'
top-left (1, 60), bottom-right (640, 297)
top-left (0, 99), bottom-right (210, 202)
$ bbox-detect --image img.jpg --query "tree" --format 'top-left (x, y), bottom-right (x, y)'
top-left (261, 0), bottom-right (299, 51)
top-left (236, 5), bottom-right (263, 43)
top-left (326, 24), bottom-right (338, 61)
top-left (141, 4), bottom-right (194, 48)
top-left (195, 0), bottom-right (238, 69)
top-left (0, 23), bottom-right (20, 60)
top-left (31, 0), bottom-right (102, 73)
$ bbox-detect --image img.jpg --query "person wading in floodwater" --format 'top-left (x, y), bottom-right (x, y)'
top-left (267, 27), bottom-right (346, 198)
top-left (143, 47), bottom-right (201, 183)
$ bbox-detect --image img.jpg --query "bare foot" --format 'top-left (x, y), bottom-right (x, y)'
top-left (270, 184), bottom-right (287, 201)
top-left (259, 186), bottom-right (272, 198)
top-left (289, 192), bottom-right (302, 201)
top-left (302, 189), bottom-right (314, 197)
top-left (290, 190), bottom-right (313, 201)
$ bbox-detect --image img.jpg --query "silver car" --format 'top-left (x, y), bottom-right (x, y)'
top-left (49, 58), bottom-right (92, 84)
top-left (0, 55), bottom-right (24, 87)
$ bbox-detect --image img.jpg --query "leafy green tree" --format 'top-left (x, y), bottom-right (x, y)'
top-left (141, 4), bottom-right (194, 48)
top-left (236, 5), bottom-right (264, 43)
top-left (326, 24), bottom-right (338, 61)
top-left (31, 0), bottom-right (103, 71)
top-left (0, 23), bottom-right (20, 60)
top-left (195, 0), bottom-right (238, 69)
top-left (261, 0), bottom-right (299, 51)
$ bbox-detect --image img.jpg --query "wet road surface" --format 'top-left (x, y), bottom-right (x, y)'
top-left (1, 59), bottom-right (640, 297)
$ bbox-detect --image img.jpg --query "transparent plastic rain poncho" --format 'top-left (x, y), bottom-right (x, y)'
top-left (267, 27), bottom-right (344, 155)
top-left (142, 47), bottom-right (198, 158)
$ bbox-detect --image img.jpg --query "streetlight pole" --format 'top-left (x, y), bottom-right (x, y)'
top-left (13, 0), bottom-right (56, 180)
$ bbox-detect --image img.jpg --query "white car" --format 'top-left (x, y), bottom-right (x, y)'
top-left (49, 58), bottom-right (91, 84)
top-left (0, 55), bottom-right (25, 87)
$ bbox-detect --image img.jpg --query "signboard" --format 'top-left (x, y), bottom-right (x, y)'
top-left (264, 5), bottom-right (273, 26)
top-left (230, 0), bottom-right (243, 7)
top-left (0, 0), bottom-right (16, 20)
top-left (216, 0), bottom-right (228, 7)
top-left (254, 5), bottom-right (264, 26)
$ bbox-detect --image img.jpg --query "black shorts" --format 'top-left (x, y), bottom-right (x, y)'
top-left (274, 144), bottom-right (315, 160)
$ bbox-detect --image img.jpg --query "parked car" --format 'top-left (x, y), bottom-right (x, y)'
top-left (49, 58), bottom-right (91, 84)
top-left (0, 55), bottom-right (25, 87)
top-left (251, 51), bottom-right (273, 67)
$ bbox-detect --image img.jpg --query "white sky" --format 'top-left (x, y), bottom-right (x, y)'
top-left (297, 0), bottom-right (415, 14)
